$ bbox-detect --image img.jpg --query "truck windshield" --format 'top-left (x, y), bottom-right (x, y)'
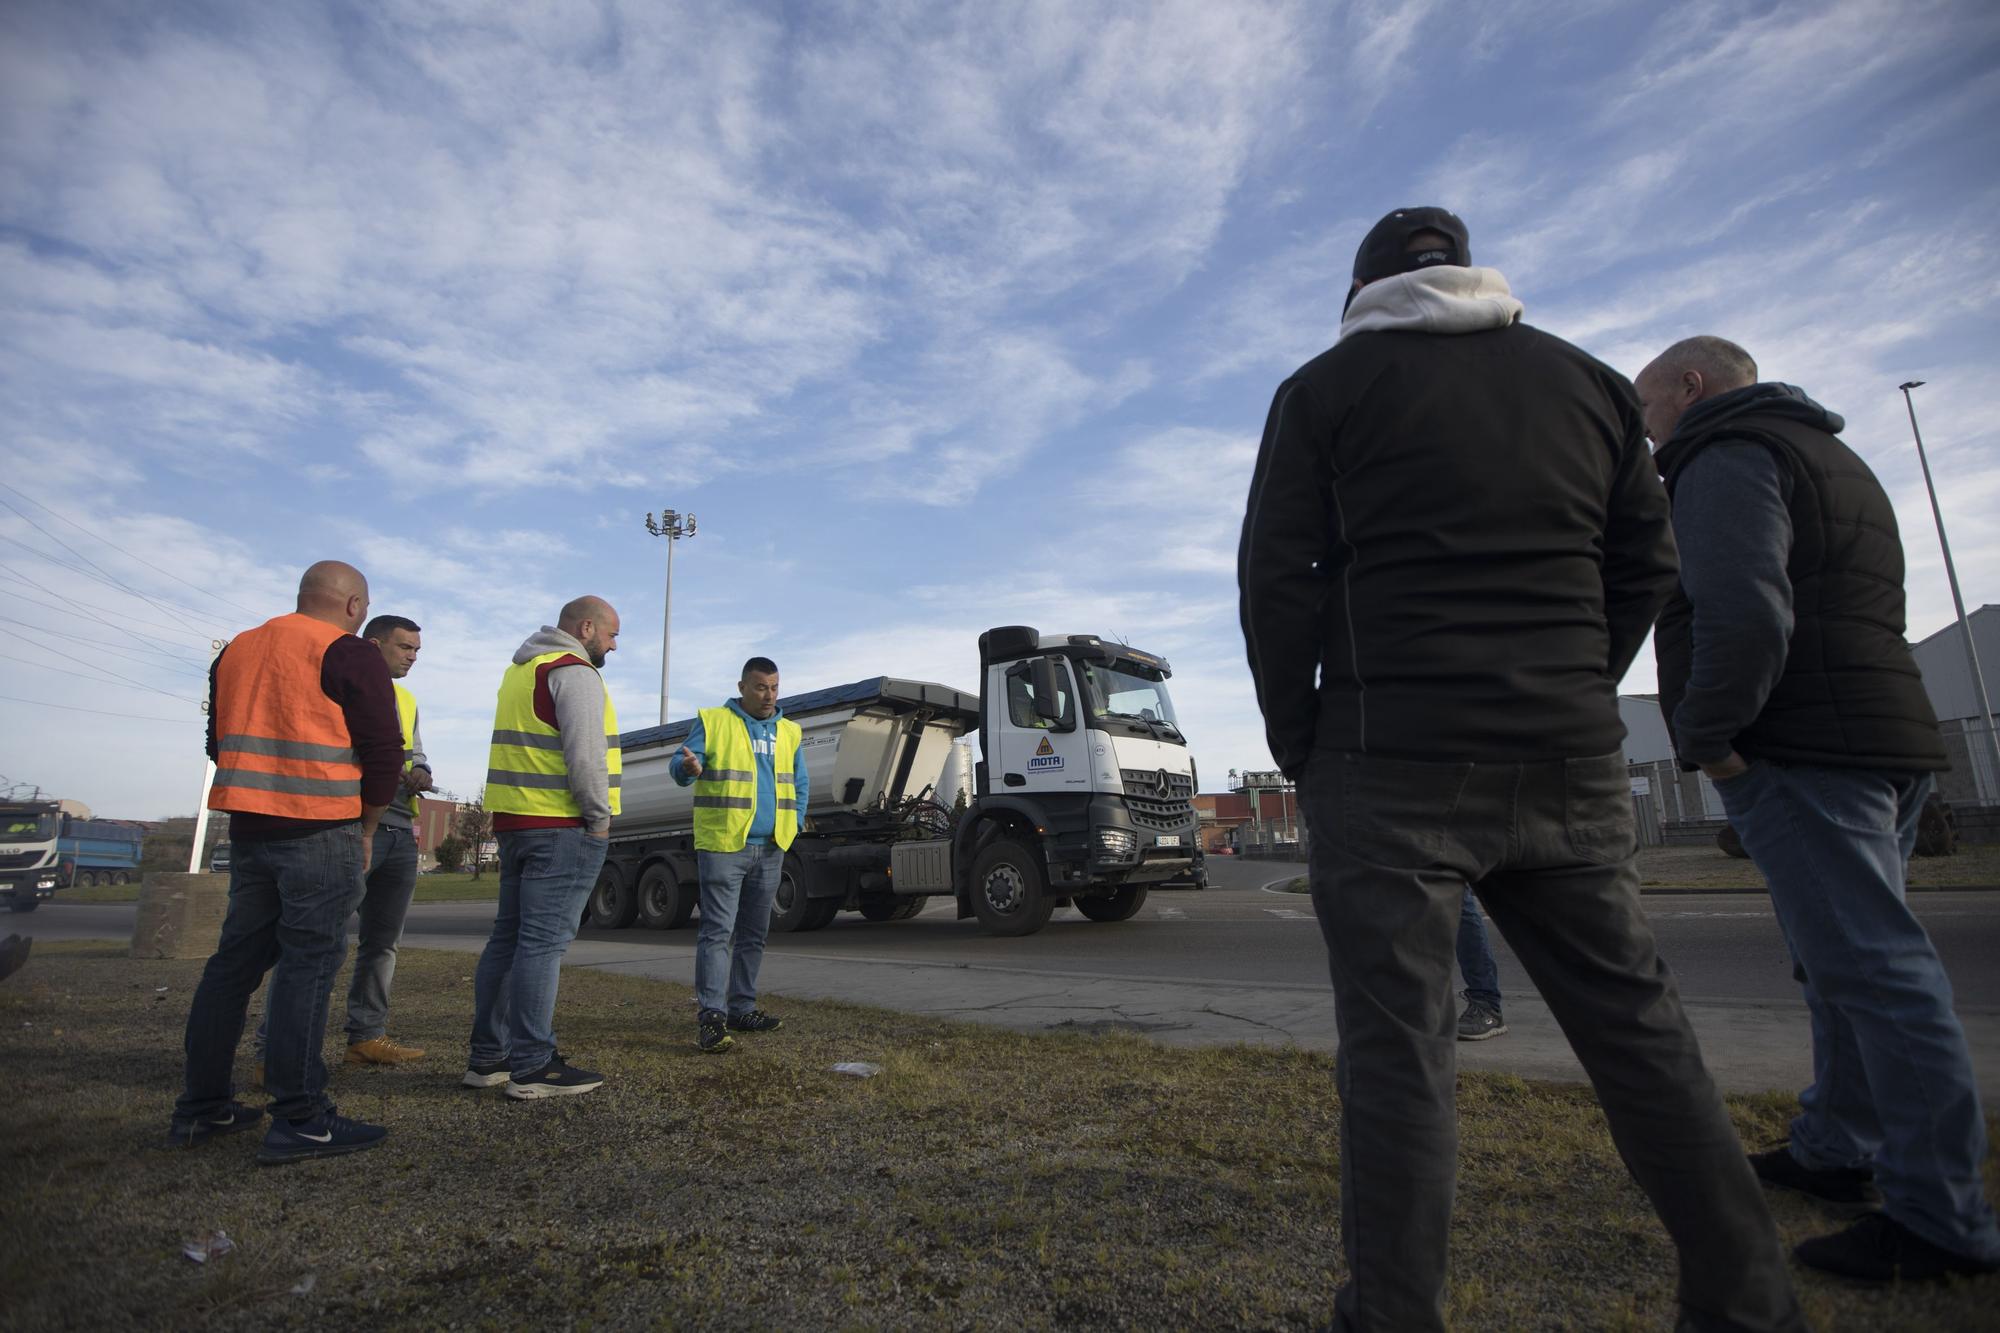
top-left (1081, 663), bottom-right (1182, 737)
top-left (1, 814), bottom-right (57, 841)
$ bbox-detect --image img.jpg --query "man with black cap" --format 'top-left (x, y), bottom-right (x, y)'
top-left (1239, 209), bottom-right (1803, 1331)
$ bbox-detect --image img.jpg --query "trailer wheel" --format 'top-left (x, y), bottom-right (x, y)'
top-left (969, 837), bottom-right (1056, 937)
top-left (1076, 885), bottom-right (1147, 922)
top-left (636, 863), bottom-right (693, 930)
top-left (77, 871), bottom-right (96, 888)
top-left (586, 864), bottom-right (638, 930)
top-left (118, 871), bottom-right (134, 885)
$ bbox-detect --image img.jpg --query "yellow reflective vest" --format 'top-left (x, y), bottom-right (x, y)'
top-left (393, 682), bottom-right (421, 818)
top-left (693, 706), bottom-right (801, 852)
top-left (486, 652), bottom-right (622, 818)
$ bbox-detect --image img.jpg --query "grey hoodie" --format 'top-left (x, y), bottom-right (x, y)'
top-left (512, 626), bottom-right (615, 834)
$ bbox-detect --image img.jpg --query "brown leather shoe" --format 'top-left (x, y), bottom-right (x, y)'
top-left (345, 1036), bottom-right (426, 1065)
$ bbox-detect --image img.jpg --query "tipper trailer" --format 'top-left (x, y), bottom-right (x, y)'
top-left (589, 626), bottom-right (1204, 937)
top-left (0, 800), bottom-right (146, 911)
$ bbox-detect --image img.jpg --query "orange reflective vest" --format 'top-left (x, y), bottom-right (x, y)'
top-left (208, 613), bottom-right (363, 820)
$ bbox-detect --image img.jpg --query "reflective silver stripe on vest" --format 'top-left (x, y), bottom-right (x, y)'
top-left (217, 734), bottom-right (358, 765)
top-left (486, 769), bottom-right (621, 790)
top-left (775, 799), bottom-right (798, 811)
top-left (213, 768), bottom-right (362, 797)
top-left (490, 729), bottom-right (564, 750)
top-left (701, 768), bottom-right (755, 784)
top-left (692, 795), bottom-right (754, 810)
top-left (775, 775), bottom-right (796, 788)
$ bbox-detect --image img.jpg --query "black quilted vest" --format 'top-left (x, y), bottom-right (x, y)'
top-left (1655, 402), bottom-right (1944, 772)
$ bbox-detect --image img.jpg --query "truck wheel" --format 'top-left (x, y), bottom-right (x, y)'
top-left (768, 854), bottom-right (816, 933)
top-left (586, 865), bottom-right (638, 930)
top-left (636, 863), bottom-right (692, 930)
top-left (890, 897), bottom-right (924, 921)
top-left (859, 896), bottom-right (900, 922)
top-left (1076, 885), bottom-right (1147, 922)
top-left (969, 837), bottom-right (1056, 937)
top-left (78, 871), bottom-right (97, 889)
top-left (8, 898), bottom-right (38, 913)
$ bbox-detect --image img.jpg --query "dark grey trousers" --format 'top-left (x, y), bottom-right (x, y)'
top-left (1300, 749), bottom-right (1804, 1333)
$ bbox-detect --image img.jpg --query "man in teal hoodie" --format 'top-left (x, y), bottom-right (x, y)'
top-left (671, 656), bottom-right (810, 1053)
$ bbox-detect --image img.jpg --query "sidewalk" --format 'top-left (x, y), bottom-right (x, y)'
top-left (397, 926), bottom-right (2000, 1103)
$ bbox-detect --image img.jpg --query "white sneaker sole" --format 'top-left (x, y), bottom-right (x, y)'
top-left (461, 1069), bottom-right (510, 1088)
top-left (1458, 1025), bottom-right (1509, 1041)
top-left (502, 1077), bottom-right (603, 1100)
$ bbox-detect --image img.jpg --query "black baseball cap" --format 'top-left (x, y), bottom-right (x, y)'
top-left (1351, 206), bottom-right (1470, 284)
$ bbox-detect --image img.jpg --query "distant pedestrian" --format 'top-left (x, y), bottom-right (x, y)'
top-left (671, 656), bottom-right (809, 1053)
top-left (251, 614), bottom-right (433, 1077)
top-left (169, 560), bottom-right (401, 1165)
top-left (1639, 334), bottom-right (2000, 1282)
top-left (1240, 209), bottom-right (1803, 1330)
top-left (1454, 891), bottom-right (1506, 1041)
top-left (466, 596), bottom-right (622, 1099)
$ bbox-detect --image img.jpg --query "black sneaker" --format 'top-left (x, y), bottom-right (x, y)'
top-left (1456, 1000), bottom-right (1507, 1041)
top-left (461, 1058), bottom-right (511, 1089)
top-left (727, 1008), bottom-right (783, 1033)
top-left (1794, 1210), bottom-right (2000, 1282)
top-left (504, 1056), bottom-right (604, 1100)
top-left (164, 1100), bottom-right (266, 1149)
top-left (1748, 1143), bottom-right (1879, 1208)
top-left (256, 1108), bottom-right (388, 1165)
top-left (698, 1009), bottom-right (735, 1054)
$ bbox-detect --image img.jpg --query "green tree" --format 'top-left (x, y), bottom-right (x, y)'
top-left (453, 790), bottom-right (493, 879)
top-left (433, 834), bottom-right (465, 873)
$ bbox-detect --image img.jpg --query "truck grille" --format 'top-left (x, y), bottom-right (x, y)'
top-left (1120, 769), bottom-right (1194, 831)
top-left (0, 852), bottom-right (46, 870)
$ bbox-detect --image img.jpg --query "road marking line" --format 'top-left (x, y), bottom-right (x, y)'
top-left (1263, 908), bottom-right (1314, 920)
top-left (1155, 907), bottom-right (1188, 920)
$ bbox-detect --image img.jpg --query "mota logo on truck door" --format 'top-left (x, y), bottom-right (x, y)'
top-left (1027, 735), bottom-right (1064, 772)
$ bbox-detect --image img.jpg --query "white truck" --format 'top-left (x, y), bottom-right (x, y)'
top-left (588, 626), bottom-right (1204, 937)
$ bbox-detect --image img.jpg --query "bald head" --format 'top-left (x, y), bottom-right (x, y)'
top-left (1635, 336), bottom-right (1759, 447)
top-left (297, 561), bottom-right (370, 633)
top-left (559, 595), bottom-right (620, 668)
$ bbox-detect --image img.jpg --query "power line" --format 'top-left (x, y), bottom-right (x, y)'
top-left (0, 650), bottom-right (200, 705)
top-left (0, 494), bottom-right (231, 636)
top-left (0, 613), bottom-right (209, 676)
top-left (10, 620), bottom-right (208, 692)
top-left (0, 481), bottom-right (263, 618)
top-left (0, 693), bottom-right (200, 724)
top-left (0, 568), bottom-right (221, 652)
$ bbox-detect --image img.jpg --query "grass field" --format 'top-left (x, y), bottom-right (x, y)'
top-left (2, 943), bottom-right (1993, 1330)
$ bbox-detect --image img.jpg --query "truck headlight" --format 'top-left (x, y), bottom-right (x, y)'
top-left (1094, 828), bottom-right (1136, 855)
top-left (37, 878), bottom-right (57, 889)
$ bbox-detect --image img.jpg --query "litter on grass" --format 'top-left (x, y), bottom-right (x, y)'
top-left (182, 1230), bottom-right (235, 1263)
top-left (829, 1062), bottom-right (882, 1078)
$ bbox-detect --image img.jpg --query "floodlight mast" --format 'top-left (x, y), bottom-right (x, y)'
top-left (643, 509), bottom-right (698, 726)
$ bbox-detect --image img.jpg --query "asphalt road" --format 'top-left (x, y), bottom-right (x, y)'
top-left (30, 855), bottom-right (1997, 1013)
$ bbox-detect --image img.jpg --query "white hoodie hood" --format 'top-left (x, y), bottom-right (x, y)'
top-left (1339, 265), bottom-right (1523, 341)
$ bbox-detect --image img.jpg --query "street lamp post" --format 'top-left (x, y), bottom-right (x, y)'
top-left (643, 509), bottom-right (697, 726)
top-left (1899, 381), bottom-right (2000, 800)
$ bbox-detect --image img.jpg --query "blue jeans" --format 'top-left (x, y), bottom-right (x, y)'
top-left (469, 828), bottom-right (607, 1077)
top-left (1715, 761), bottom-right (2000, 1261)
top-left (346, 824), bottom-right (420, 1042)
top-left (694, 843), bottom-right (783, 1016)
top-left (1455, 889), bottom-right (1501, 1010)
top-left (176, 825), bottom-right (366, 1123)
top-left (1300, 749), bottom-right (1801, 1333)
top-left (251, 823), bottom-right (421, 1053)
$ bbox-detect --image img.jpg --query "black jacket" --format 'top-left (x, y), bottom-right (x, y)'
top-left (1653, 384), bottom-right (1945, 772)
top-left (1239, 319), bottom-right (1677, 774)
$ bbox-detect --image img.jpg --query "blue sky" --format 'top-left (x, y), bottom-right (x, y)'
top-left (3, 0), bottom-right (1997, 819)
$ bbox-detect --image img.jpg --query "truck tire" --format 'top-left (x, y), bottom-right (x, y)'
top-left (767, 854), bottom-right (819, 933)
top-left (969, 837), bottom-right (1056, 937)
top-left (78, 871), bottom-right (97, 888)
top-left (859, 895), bottom-right (925, 922)
top-left (636, 862), bottom-right (693, 930)
top-left (586, 864), bottom-right (638, 930)
top-left (1075, 885), bottom-right (1146, 922)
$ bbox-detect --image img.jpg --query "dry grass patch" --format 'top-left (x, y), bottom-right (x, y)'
top-left (1, 943), bottom-right (1993, 1330)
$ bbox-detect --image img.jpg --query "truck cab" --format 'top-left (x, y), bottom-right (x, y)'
top-left (951, 626), bottom-right (1203, 932)
top-left (0, 804), bottom-right (63, 912)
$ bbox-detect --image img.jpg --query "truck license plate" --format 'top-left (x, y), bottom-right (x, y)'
top-left (1155, 834), bottom-right (1180, 847)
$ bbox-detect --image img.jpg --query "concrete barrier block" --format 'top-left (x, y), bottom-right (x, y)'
top-left (130, 872), bottom-right (230, 960)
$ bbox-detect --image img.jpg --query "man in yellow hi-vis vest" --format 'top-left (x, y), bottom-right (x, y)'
top-left (467, 596), bottom-right (621, 1099)
top-left (671, 655), bottom-right (808, 1053)
top-left (252, 612), bottom-right (434, 1075)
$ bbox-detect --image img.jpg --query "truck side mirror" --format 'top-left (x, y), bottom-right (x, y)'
top-left (1030, 656), bottom-right (1063, 722)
